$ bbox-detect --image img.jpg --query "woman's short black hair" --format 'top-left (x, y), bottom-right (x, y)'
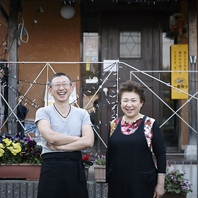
top-left (118, 80), bottom-right (145, 104)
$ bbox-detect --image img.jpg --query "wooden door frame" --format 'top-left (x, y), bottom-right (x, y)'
top-left (99, 10), bottom-right (162, 152)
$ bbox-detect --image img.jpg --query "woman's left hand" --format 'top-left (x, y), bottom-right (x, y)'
top-left (153, 184), bottom-right (164, 198)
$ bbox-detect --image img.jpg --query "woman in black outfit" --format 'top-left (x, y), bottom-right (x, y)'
top-left (106, 80), bottom-right (166, 198)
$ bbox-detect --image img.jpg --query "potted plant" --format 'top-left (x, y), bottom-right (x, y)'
top-left (163, 163), bottom-right (193, 198)
top-left (0, 134), bottom-right (42, 180)
top-left (165, 13), bottom-right (188, 42)
top-left (94, 154), bottom-right (106, 182)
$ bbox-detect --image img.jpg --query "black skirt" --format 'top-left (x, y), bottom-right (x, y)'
top-left (37, 151), bottom-right (88, 198)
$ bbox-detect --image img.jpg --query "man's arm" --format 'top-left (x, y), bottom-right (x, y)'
top-left (37, 119), bottom-right (80, 145)
top-left (47, 124), bottom-right (94, 151)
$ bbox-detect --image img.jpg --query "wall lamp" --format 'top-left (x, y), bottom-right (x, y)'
top-left (60, 1), bottom-right (75, 19)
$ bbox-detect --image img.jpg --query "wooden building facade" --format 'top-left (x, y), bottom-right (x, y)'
top-left (0, 0), bottom-right (197, 154)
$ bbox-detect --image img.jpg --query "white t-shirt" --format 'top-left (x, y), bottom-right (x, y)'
top-left (35, 105), bottom-right (92, 154)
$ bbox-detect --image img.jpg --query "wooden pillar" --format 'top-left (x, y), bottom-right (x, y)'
top-left (188, 0), bottom-right (197, 145)
top-left (188, 2), bottom-right (198, 196)
top-left (7, 0), bottom-right (19, 134)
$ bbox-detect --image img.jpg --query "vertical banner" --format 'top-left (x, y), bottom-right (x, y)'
top-left (171, 44), bottom-right (188, 99)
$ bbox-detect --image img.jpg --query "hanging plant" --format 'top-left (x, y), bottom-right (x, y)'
top-left (166, 13), bottom-right (188, 40)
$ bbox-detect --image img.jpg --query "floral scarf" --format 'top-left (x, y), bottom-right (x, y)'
top-left (110, 116), bottom-right (155, 153)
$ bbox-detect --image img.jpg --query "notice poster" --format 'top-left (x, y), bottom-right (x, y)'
top-left (171, 44), bottom-right (188, 99)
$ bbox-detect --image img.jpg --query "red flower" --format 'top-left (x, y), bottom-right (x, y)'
top-left (82, 154), bottom-right (90, 161)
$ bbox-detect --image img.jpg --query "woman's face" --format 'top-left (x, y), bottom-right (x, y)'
top-left (120, 91), bottom-right (143, 119)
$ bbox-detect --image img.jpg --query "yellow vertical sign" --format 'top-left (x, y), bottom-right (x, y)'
top-left (171, 44), bottom-right (188, 99)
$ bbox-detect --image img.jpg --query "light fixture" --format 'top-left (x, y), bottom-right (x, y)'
top-left (60, 3), bottom-right (75, 19)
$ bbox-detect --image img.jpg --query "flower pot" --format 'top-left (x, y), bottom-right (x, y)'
top-left (94, 165), bottom-right (106, 182)
top-left (162, 192), bottom-right (186, 198)
top-left (0, 164), bottom-right (41, 181)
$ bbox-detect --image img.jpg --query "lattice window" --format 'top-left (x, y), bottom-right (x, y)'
top-left (120, 31), bottom-right (141, 58)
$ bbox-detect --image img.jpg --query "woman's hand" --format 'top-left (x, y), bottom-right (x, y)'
top-left (153, 183), bottom-right (164, 198)
top-left (153, 173), bottom-right (165, 198)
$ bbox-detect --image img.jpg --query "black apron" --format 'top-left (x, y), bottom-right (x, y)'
top-left (37, 151), bottom-right (88, 198)
top-left (107, 116), bottom-right (157, 198)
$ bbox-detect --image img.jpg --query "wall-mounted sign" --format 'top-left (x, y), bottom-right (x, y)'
top-left (103, 60), bottom-right (119, 72)
top-left (83, 33), bottom-right (98, 71)
top-left (171, 44), bottom-right (188, 99)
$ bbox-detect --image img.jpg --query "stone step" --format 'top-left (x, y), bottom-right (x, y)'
top-left (0, 180), bottom-right (108, 198)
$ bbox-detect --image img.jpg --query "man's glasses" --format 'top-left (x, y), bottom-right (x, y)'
top-left (51, 82), bottom-right (72, 89)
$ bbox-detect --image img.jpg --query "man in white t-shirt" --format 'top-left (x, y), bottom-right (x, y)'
top-left (35, 72), bottom-right (94, 198)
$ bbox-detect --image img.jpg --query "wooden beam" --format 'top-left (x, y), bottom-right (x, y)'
top-left (0, 3), bottom-right (9, 22)
top-left (188, 0), bottom-right (197, 145)
top-left (7, 0), bottom-right (19, 134)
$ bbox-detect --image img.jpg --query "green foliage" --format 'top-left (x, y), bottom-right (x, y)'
top-left (0, 135), bottom-right (42, 165)
top-left (94, 154), bottom-right (106, 165)
top-left (164, 164), bottom-right (192, 195)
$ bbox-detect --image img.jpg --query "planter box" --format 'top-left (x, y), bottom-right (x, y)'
top-left (163, 192), bottom-right (186, 198)
top-left (0, 164), bottom-right (41, 181)
top-left (94, 165), bottom-right (106, 182)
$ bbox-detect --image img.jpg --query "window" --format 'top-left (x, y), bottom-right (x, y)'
top-left (120, 31), bottom-right (141, 58)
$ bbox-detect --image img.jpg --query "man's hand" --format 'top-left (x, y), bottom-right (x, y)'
top-left (46, 142), bottom-right (59, 151)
